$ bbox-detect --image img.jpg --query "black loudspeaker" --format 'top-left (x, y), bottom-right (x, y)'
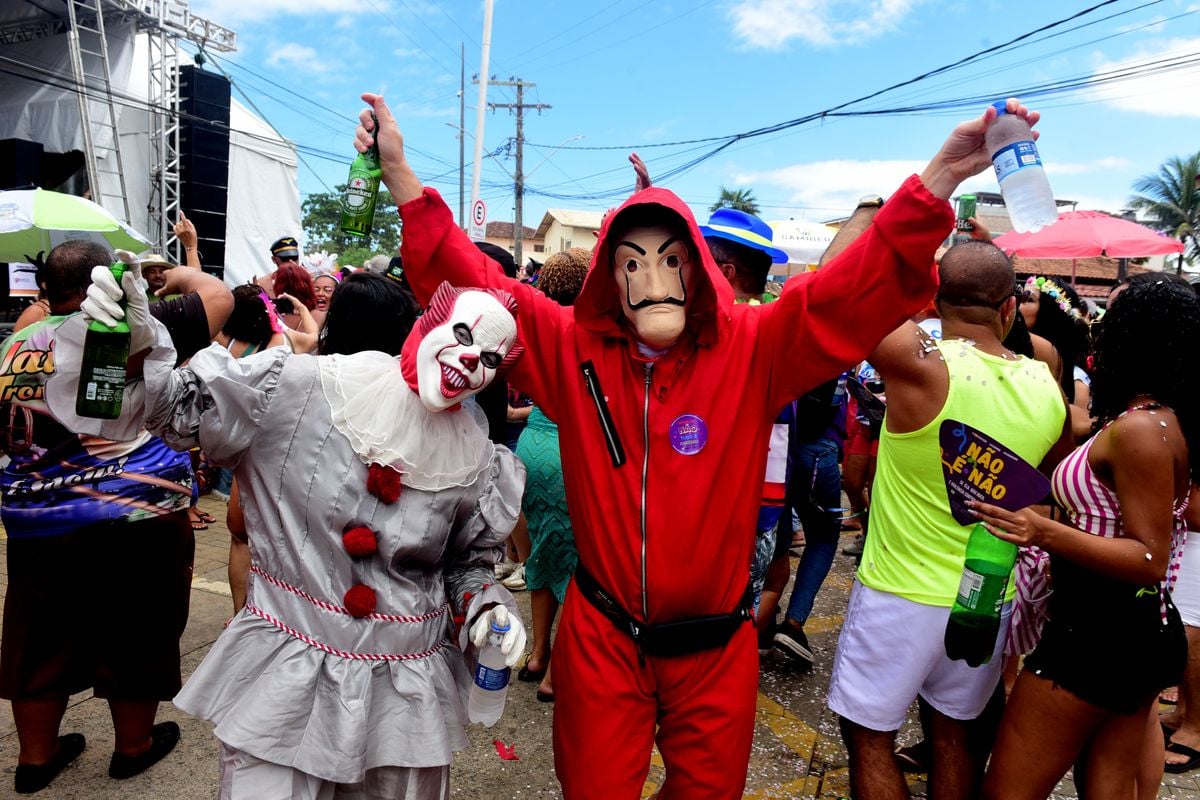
top-left (0, 139), bottom-right (43, 189)
top-left (178, 65), bottom-right (231, 277)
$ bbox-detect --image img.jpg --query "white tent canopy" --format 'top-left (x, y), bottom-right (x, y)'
top-left (0, 5), bottom-right (299, 286)
top-left (767, 219), bottom-right (838, 274)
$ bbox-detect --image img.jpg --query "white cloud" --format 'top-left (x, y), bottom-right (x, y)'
top-left (1045, 157), bottom-right (1131, 176)
top-left (267, 43), bottom-right (329, 74)
top-left (738, 158), bottom-right (942, 216)
top-left (1092, 37), bottom-right (1200, 118)
top-left (728, 0), bottom-right (919, 49)
top-left (736, 158), bottom-right (1134, 217)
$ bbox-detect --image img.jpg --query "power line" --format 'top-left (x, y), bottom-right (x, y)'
top-left (525, 0), bottom-right (1145, 152)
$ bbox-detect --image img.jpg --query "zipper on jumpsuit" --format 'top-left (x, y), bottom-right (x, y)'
top-left (639, 362), bottom-right (653, 667)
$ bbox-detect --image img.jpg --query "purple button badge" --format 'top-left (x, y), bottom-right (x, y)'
top-left (669, 414), bottom-right (708, 456)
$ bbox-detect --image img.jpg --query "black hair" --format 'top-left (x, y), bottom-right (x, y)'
top-left (705, 236), bottom-right (771, 296)
top-left (1001, 304), bottom-right (1034, 358)
top-left (1026, 280), bottom-right (1089, 403)
top-left (44, 240), bottom-right (111, 305)
top-left (1112, 270), bottom-right (1192, 296)
top-left (1091, 280), bottom-right (1200, 482)
top-left (318, 271), bottom-right (419, 356)
top-left (475, 242), bottom-right (517, 279)
top-left (223, 285), bottom-right (275, 350)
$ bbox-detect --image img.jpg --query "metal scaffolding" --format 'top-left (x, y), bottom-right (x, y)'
top-left (1, 0), bottom-right (236, 256)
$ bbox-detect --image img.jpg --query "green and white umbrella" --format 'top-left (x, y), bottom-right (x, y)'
top-left (0, 188), bottom-right (150, 263)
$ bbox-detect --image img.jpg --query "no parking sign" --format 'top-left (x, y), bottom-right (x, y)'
top-left (469, 199), bottom-right (487, 241)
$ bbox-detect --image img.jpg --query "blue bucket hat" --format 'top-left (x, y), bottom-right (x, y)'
top-left (699, 208), bottom-right (789, 264)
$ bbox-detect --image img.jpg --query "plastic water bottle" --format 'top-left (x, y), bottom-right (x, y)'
top-left (944, 522), bottom-right (1018, 667)
top-left (467, 619), bottom-right (511, 726)
top-left (984, 100), bottom-right (1058, 233)
top-left (76, 262), bottom-right (130, 419)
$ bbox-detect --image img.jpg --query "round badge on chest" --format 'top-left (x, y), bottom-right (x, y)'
top-left (669, 414), bottom-right (708, 456)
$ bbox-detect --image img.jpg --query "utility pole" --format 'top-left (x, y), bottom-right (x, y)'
top-left (488, 78), bottom-right (550, 267)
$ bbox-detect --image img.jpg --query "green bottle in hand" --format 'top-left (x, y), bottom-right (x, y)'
top-left (340, 116), bottom-right (381, 239)
top-left (944, 522), bottom-right (1018, 667)
top-left (76, 262), bottom-right (130, 420)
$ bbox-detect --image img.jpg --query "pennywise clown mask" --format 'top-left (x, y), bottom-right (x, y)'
top-left (611, 224), bottom-right (693, 350)
top-left (401, 282), bottom-right (523, 412)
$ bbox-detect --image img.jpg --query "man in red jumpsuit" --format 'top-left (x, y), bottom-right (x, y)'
top-left (355, 96), bottom-right (1030, 799)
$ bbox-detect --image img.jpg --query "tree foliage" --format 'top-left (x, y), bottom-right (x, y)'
top-left (710, 186), bottom-right (760, 215)
top-left (1128, 152), bottom-right (1200, 272)
top-left (301, 185), bottom-right (402, 263)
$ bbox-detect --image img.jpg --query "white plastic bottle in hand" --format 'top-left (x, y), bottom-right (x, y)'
top-left (985, 100), bottom-right (1058, 233)
top-left (468, 619), bottom-right (511, 726)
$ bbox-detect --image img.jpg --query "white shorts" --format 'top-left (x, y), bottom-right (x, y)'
top-left (219, 743), bottom-right (449, 800)
top-left (1172, 534), bottom-right (1200, 628)
top-left (828, 580), bottom-right (1011, 732)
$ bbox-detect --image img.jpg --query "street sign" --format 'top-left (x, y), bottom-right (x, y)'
top-left (469, 198), bottom-right (487, 241)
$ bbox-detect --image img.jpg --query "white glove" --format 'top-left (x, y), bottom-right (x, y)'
top-left (468, 604), bottom-right (527, 668)
top-left (79, 249), bottom-right (155, 352)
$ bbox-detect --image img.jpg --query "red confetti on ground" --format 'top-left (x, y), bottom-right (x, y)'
top-left (366, 463), bottom-right (402, 504)
top-left (493, 740), bottom-right (519, 761)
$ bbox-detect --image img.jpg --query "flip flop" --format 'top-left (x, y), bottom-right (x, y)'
top-left (517, 657), bottom-right (546, 683)
top-left (536, 689), bottom-right (555, 703)
top-left (1165, 741), bottom-right (1200, 773)
top-left (196, 510), bottom-right (217, 524)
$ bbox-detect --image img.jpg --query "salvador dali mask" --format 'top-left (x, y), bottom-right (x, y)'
top-left (611, 225), bottom-right (692, 350)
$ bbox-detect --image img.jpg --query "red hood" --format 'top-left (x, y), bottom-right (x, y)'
top-left (574, 187), bottom-right (732, 347)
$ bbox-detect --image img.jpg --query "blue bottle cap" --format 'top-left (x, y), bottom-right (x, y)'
top-left (992, 100), bottom-right (1008, 116)
top-left (490, 619), bottom-right (511, 634)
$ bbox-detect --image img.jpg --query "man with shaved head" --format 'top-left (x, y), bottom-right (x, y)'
top-left (825, 237), bottom-right (1073, 799)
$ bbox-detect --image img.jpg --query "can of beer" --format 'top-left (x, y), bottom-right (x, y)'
top-left (956, 194), bottom-right (977, 233)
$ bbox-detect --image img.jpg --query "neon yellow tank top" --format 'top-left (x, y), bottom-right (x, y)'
top-left (856, 338), bottom-right (1065, 607)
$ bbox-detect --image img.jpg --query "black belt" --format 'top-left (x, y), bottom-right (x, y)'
top-left (573, 563), bottom-right (753, 657)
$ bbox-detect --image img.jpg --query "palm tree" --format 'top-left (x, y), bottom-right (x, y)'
top-left (710, 186), bottom-right (760, 215)
top-left (1128, 152), bottom-right (1200, 273)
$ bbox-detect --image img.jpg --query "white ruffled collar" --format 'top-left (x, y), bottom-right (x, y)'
top-left (318, 351), bottom-right (493, 491)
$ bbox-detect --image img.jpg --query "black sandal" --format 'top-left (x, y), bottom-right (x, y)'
top-left (517, 656), bottom-right (546, 683)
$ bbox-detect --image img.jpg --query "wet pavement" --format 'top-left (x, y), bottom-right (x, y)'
top-left (0, 496), bottom-right (1196, 799)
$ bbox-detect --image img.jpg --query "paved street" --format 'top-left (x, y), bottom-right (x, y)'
top-left (0, 495), bottom-right (1196, 799)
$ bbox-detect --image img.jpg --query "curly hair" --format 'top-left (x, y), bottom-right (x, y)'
top-left (538, 247), bottom-right (590, 306)
top-left (1091, 280), bottom-right (1200, 482)
top-left (223, 285), bottom-right (275, 350)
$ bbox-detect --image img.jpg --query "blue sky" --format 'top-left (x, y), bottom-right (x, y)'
top-left (187, 0), bottom-right (1200, 239)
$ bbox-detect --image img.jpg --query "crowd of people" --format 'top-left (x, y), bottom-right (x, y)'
top-left (0, 95), bottom-right (1195, 800)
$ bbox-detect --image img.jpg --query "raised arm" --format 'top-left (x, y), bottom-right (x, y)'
top-left (761, 99), bottom-right (1039, 410)
top-left (355, 93), bottom-right (571, 413)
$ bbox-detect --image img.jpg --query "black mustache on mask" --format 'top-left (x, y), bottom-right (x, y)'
top-left (627, 296), bottom-right (687, 311)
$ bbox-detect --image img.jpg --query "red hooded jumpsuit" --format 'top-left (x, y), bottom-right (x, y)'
top-left (400, 178), bottom-right (951, 798)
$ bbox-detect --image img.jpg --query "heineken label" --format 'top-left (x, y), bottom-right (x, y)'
top-left (343, 170), bottom-right (375, 213)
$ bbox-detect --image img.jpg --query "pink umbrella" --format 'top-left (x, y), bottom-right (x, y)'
top-left (994, 210), bottom-right (1184, 258)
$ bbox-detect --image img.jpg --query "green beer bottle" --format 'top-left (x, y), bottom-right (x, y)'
top-left (340, 116), bottom-right (381, 239)
top-left (944, 522), bottom-right (1018, 667)
top-left (76, 262), bottom-right (131, 419)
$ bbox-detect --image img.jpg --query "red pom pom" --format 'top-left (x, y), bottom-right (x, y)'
top-left (342, 526), bottom-right (378, 557)
top-left (344, 584), bottom-right (377, 618)
top-left (367, 463), bottom-right (402, 504)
